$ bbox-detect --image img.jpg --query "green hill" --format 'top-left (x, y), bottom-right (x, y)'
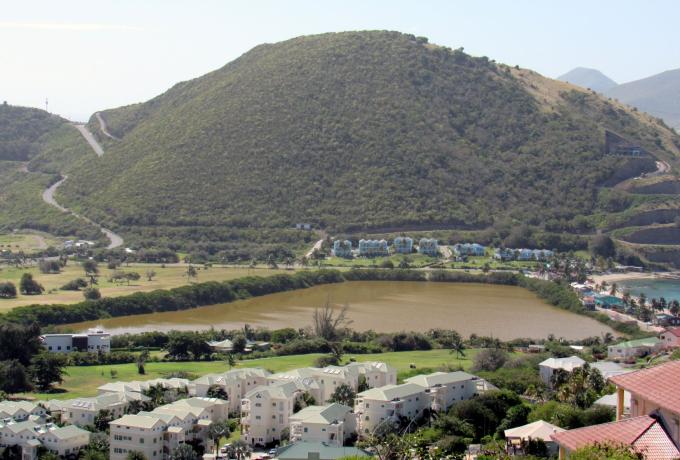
top-left (0, 103), bottom-right (67, 161)
top-left (55, 31), bottom-right (680, 259)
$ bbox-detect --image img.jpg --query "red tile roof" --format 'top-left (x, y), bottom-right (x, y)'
top-left (610, 361), bottom-right (680, 414)
top-left (551, 416), bottom-right (680, 460)
top-left (663, 327), bottom-right (680, 338)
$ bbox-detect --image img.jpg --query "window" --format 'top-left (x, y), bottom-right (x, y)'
top-left (303, 428), bottom-right (308, 433)
top-left (140, 438), bottom-right (144, 444)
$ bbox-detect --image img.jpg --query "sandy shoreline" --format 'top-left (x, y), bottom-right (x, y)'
top-left (591, 271), bottom-right (680, 284)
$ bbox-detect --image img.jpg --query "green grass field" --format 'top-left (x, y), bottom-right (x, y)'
top-left (322, 253), bottom-right (439, 268)
top-left (0, 232), bottom-right (64, 252)
top-left (27, 349), bottom-right (492, 400)
top-left (0, 263), bottom-right (293, 310)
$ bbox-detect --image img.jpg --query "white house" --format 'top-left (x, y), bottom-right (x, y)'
top-left (0, 401), bottom-right (47, 421)
top-left (41, 329), bottom-right (110, 354)
top-left (538, 356), bottom-right (585, 386)
top-left (289, 403), bottom-right (356, 446)
top-left (404, 371), bottom-right (479, 412)
top-left (607, 337), bottom-right (663, 360)
top-left (354, 383), bottom-right (429, 436)
top-left (0, 421), bottom-right (90, 460)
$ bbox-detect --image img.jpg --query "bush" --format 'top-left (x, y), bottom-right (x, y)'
top-left (472, 348), bottom-right (509, 372)
top-left (0, 282), bottom-right (17, 299)
top-left (61, 278), bottom-right (88, 291)
top-left (83, 287), bottom-right (101, 300)
top-left (19, 273), bottom-right (44, 295)
top-left (38, 260), bottom-right (61, 274)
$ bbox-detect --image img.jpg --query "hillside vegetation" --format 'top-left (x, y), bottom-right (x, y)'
top-left (0, 103), bottom-right (67, 161)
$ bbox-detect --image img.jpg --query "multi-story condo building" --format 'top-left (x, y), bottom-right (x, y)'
top-left (393, 237), bottom-right (413, 254)
top-left (0, 402), bottom-right (47, 421)
top-left (109, 398), bottom-right (228, 460)
top-left (453, 243), bottom-right (486, 257)
top-left (241, 381), bottom-right (301, 447)
top-left (332, 240), bottom-right (353, 258)
top-left (193, 368), bottom-right (270, 414)
top-left (345, 362), bottom-right (397, 389)
top-left (358, 239), bottom-right (388, 257)
top-left (404, 371), bottom-right (479, 412)
top-left (0, 420), bottom-right (90, 460)
top-left (354, 383), bottom-right (429, 436)
top-left (289, 403), bottom-right (356, 446)
top-left (40, 329), bottom-right (110, 354)
top-left (417, 238), bottom-right (438, 256)
top-left (47, 391), bottom-right (149, 427)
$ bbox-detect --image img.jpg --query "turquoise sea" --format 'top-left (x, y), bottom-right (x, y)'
top-left (617, 278), bottom-right (680, 302)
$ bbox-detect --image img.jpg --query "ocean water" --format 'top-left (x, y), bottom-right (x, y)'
top-left (617, 278), bottom-right (680, 302)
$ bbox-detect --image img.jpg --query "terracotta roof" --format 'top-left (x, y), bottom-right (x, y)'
top-left (610, 361), bottom-right (680, 414)
top-left (663, 327), bottom-right (680, 338)
top-left (551, 416), bottom-right (680, 460)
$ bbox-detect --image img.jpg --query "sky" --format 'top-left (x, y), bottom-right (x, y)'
top-left (2, 0), bottom-right (679, 121)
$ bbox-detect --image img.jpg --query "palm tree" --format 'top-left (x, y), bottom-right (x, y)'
top-left (228, 439), bottom-right (252, 460)
top-left (601, 332), bottom-right (614, 345)
top-left (609, 283), bottom-right (618, 296)
top-left (208, 421), bottom-right (230, 457)
top-left (670, 300), bottom-right (680, 317)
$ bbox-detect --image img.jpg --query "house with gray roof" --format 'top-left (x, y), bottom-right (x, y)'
top-left (289, 403), bottom-right (355, 446)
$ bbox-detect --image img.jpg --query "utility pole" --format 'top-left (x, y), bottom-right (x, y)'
top-left (45, 98), bottom-right (49, 113)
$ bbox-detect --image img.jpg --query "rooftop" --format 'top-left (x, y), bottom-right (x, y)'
top-left (404, 371), bottom-right (477, 388)
top-left (358, 383), bottom-right (425, 401)
top-left (276, 441), bottom-right (371, 460)
top-left (662, 327), bottom-right (680, 338)
top-left (551, 415), bottom-right (680, 459)
top-left (611, 337), bottom-right (662, 349)
top-left (610, 360), bottom-right (680, 414)
top-left (289, 403), bottom-right (352, 425)
top-left (539, 356), bottom-right (585, 371)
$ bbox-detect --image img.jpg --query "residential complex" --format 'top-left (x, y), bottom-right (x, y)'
top-left (404, 371), bottom-right (478, 412)
top-left (357, 239), bottom-right (388, 257)
top-left (332, 240), bottom-right (352, 258)
top-left (97, 377), bottom-right (190, 396)
top-left (40, 329), bottom-right (110, 354)
top-left (0, 418), bottom-right (90, 460)
top-left (354, 382), bottom-right (429, 435)
top-left (417, 238), bottom-right (438, 256)
top-left (0, 401), bottom-right (46, 421)
top-left (392, 237), bottom-right (413, 254)
top-left (453, 243), bottom-right (486, 256)
top-left (47, 391), bottom-right (149, 427)
top-left (241, 381), bottom-right (301, 446)
top-left (109, 397), bottom-right (228, 460)
top-left (193, 368), bottom-right (271, 414)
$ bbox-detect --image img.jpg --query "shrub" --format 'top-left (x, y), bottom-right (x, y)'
top-left (38, 260), bottom-right (61, 274)
top-left (19, 273), bottom-right (44, 295)
top-left (61, 278), bottom-right (88, 291)
top-left (83, 287), bottom-right (101, 300)
top-left (472, 348), bottom-right (509, 372)
top-left (0, 282), bottom-right (17, 299)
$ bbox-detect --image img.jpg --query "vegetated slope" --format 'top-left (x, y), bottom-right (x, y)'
top-left (0, 105), bottom-right (101, 240)
top-left (60, 31), bottom-right (680, 255)
top-left (558, 67), bottom-right (618, 93)
top-left (0, 103), bottom-right (67, 161)
top-left (605, 68), bottom-right (680, 130)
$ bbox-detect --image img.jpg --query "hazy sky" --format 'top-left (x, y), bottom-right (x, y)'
top-left (2, 0), bottom-right (679, 121)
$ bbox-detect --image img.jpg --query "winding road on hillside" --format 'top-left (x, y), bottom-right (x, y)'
top-left (39, 124), bottom-right (125, 249)
top-left (95, 112), bottom-right (120, 140)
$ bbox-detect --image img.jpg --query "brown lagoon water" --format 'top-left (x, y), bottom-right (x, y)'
top-left (72, 281), bottom-right (613, 339)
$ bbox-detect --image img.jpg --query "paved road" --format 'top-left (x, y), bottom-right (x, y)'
top-left (73, 124), bottom-right (104, 156)
top-left (95, 112), bottom-right (120, 140)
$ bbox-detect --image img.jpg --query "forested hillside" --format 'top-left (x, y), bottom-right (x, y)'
top-left (53, 31), bottom-right (679, 257)
top-left (0, 103), bottom-right (67, 161)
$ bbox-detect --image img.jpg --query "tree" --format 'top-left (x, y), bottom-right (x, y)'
top-left (145, 270), bottom-right (156, 281)
top-left (472, 348), bottom-right (508, 372)
top-left (84, 287), bottom-right (101, 300)
top-left (125, 272), bottom-right (141, 285)
top-left (206, 385), bottom-right (228, 400)
top-left (137, 349), bottom-right (149, 375)
top-left (38, 260), bottom-right (61, 274)
top-left (0, 360), bottom-right (32, 393)
top-left (555, 364), bottom-right (606, 409)
top-left (19, 273), bottom-right (44, 295)
top-left (0, 282), bottom-right (17, 299)
top-left (60, 278), bottom-right (87, 291)
top-left (227, 439), bottom-right (252, 460)
top-left (170, 444), bottom-right (197, 460)
top-left (231, 334), bottom-right (247, 353)
top-left (29, 352), bottom-right (67, 391)
top-left (83, 260), bottom-right (99, 276)
top-left (225, 353), bottom-right (236, 369)
top-left (186, 265), bottom-right (197, 283)
top-left (126, 452), bottom-right (147, 460)
top-left (94, 409), bottom-right (114, 432)
top-left (313, 298), bottom-right (352, 340)
top-left (207, 421), bottom-right (230, 457)
top-left (328, 383), bottom-right (356, 407)
top-left (589, 235), bottom-right (616, 259)
top-left (569, 442), bottom-right (643, 460)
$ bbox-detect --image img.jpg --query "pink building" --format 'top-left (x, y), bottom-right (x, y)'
top-left (659, 327), bottom-right (680, 350)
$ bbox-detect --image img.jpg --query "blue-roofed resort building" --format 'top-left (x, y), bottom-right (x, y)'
top-left (358, 239), bottom-right (388, 257)
top-left (453, 243), bottom-right (486, 257)
top-left (332, 240), bottom-right (352, 258)
top-left (418, 238), bottom-right (439, 256)
top-left (393, 236), bottom-right (414, 254)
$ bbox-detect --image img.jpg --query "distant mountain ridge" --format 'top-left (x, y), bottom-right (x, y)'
top-left (605, 68), bottom-right (680, 130)
top-left (558, 67), bottom-right (618, 93)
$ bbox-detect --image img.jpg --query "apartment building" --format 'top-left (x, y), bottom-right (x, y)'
top-left (0, 420), bottom-right (90, 460)
top-left (289, 403), bottom-right (355, 446)
top-left (109, 398), bottom-right (228, 460)
top-left (193, 368), bottom-right (270, 413)
top-left (393, 237), bottom-right (413, 254)
top-left (332, 240), bottom-right (352, 258)
top-left (47, 391), bottom-right (149, 426)
top-left (0, 401), bottom-right (47, 421)
top-left (97, 378), bottom-right (190, 396)
top-left (354, 383), bottom-right (429, 436)
top-left (357, 239), bottom-right (388, 257)
top-left (418, 238), bottom-right (438, 256)
top-left (41, 329), bottom-right (110, 354)
top-left (241, 381), bottom-right (301, 447)
top-left (404, 371), bottom-right (478, 412)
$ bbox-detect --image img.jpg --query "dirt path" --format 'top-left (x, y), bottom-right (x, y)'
top-left (95, 112), bottom-right (120, 141)
top-left (73, 123), bottom-right (104, 156)
top-left (305, 238), bottom-right (324, 258)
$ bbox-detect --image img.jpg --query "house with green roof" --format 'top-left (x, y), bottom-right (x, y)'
top-left (289, 403), bottom-right (355, 446)
top-left (608, 337), bottom-right (662, 360)
top-left (275, 441), bottom-right (371, 459)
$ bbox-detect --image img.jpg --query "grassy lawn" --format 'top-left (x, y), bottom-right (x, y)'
top-left (0, 263), bottom-right (293, 311)
top-left (0, 232), bottom-right (65, 252)
top-left (322, 253), bottom-right (438, 268)
top-left (26, 349), bottom-right (493, 400)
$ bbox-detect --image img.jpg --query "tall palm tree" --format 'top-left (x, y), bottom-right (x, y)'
top-left (208, 421), bottom-right (230, 457)
top-left (228, 440), bottom-right (252, 460)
